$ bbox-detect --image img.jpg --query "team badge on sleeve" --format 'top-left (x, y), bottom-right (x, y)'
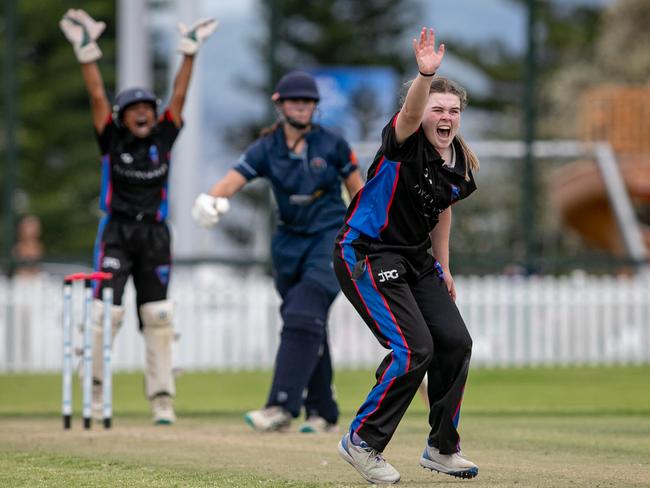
top-left (156, 265), bottom-right (170, 285)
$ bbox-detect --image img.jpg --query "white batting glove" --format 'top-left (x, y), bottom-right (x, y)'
top-left (192, 193), bottom-right (230, 228)
top-left (59, 9), bottom-right (106, 64)
top-left (177, 18), bottom-right (218, 56)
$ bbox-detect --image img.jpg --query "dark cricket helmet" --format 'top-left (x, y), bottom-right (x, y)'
top-left (273, 71), bottom-right (320, 102)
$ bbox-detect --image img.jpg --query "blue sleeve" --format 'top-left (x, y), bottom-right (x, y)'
top-left (334, 136), bottom-right (359, 179)
top-left (233, 139), bottom-right (268, 181)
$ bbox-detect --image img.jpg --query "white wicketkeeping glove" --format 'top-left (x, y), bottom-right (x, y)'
top-left (192, 193), bottom-right (230, 228)
top-left (177, 18), bottom-right (219, 56)
top-left (59, 9), bottom-right (106, 64)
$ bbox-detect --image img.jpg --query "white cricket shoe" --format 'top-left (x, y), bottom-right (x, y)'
top-left (420, 442), bottom-right (479, 479)
top-left (244, 406), bottom-right (291, 432)
top-left (337, 432), bottom-right (400, 484)
top-left (151, 394), bottom-right (176, 425)
top-left (298, 415), bottom-right (339, 434)
top-left (92, 382), bottom-right (103, 422)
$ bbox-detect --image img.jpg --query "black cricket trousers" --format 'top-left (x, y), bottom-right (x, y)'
top-left (334, 226), bottom-right (472, 454)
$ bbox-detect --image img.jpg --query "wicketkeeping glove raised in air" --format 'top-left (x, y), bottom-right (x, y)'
top-left (177, 18), bottom-right (218, 56)
top-left (192, 193), bottom-right (230, 228)
top-left (59, 9), bottom-right (106, 64)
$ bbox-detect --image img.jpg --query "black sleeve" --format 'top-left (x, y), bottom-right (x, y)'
top-left (156, 109), bottom-right (182, 151)
top-left (454, 170), bottom-right (477, 204)
top-left (380, 112), bottom-right (422, 162)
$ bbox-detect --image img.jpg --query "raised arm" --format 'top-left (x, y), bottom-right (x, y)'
top-left (60, 9), bottom-right (111, 132)
top-left (80, 63), bottom-right (111, 132)
top-left (168, 18), bottom-right (218, 126)
top-left (394, 28), bottom-right (445, 144)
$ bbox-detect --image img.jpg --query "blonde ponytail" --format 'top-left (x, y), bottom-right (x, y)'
top-left (455, 134), bottom-right (479, 181)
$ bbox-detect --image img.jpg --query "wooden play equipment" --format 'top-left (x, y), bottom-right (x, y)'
top-left (550, 85), bottom-right (650, 257)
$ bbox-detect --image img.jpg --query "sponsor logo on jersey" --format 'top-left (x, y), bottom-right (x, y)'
top-left (120, 153), bottom-right (134, 164)
top-left (423, 166), bottom-right (434, 185)
top-left (289, 189), bottom-right (324, 205)
top-left (113, 162), bottom-right (168, 181)
top-left (102, 256), bottom-right (121, 270)
top-left (378, 269), bottom-right (399, 282)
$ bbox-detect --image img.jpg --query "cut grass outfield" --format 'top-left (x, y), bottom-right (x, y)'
top-left (1, 366), bottom-right (649, 487)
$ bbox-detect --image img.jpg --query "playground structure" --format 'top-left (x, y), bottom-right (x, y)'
top-left (551, 86), bottom-right (650, 259)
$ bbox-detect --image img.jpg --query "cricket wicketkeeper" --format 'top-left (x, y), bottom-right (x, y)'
top-left (60, 8), bottom-right (217, 424)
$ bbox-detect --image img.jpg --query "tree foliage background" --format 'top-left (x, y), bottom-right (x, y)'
top-left (2, 0), bottom-right (649, 272)
top-left (0, 0), bottom-right (116, 261)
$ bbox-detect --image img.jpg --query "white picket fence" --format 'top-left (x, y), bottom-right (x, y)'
top-left (1, 267), bottom-right (649, 372)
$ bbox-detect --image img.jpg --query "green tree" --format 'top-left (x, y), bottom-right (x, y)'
top-left (0, 1), bottom-right (116, 261)
top-left (262, 0), bottom-right (418, 80)
top-left (442, 0), bottom-right (602, 137)
top-left (228, 0), bottom-right (420, 149)
top-left (543, 0), bottom-right (650, 137)
top-left (220, 0), bottom-right (420, 254)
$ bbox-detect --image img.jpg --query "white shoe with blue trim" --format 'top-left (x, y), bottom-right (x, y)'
top-left (420, 442), bottom-right (478, 479)
top-left (337, 432), bottom-right (400, 484)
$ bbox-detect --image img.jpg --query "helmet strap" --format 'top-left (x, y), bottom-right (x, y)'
top-left (275, 104), bottom-right (312, 131)
top-left (285, 116), bottom-right (310, 130)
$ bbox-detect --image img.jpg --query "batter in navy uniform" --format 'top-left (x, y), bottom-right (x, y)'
top-left (334, 28), bottom-right (480, 483)
top-left (193, 71), bottom-right (363, 433)
top-left (61, 8), bottom-right (218, 424)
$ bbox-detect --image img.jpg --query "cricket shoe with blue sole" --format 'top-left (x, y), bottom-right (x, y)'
top-left (419, 442), bottom-right (478, 479)
top-left (337, 432), bottom-right (400, 484)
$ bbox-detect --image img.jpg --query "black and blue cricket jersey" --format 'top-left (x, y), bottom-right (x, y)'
top-left (96, 109), bottom-right (181, 222)
top-left (343, 112), bottom-right (476, 249)
top-left (333, 112), bottom-right (478, 453)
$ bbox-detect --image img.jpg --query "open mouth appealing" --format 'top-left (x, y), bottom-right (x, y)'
top-left (436, 127), bottom-right (451, 138)
top-left (135, 117), bottom-right (148, 128)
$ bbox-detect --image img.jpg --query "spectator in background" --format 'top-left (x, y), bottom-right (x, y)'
top-left (13, 215), bottom-right (44, 276)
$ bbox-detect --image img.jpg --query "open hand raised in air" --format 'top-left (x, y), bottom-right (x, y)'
top-left (412, 27), bottom-right (445, 76)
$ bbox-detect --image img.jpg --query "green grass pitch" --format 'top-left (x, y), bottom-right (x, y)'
top-left (1, 366), bottom-right (649, 487)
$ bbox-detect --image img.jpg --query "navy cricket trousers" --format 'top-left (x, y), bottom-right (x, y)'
top-left (265, 227), bottom-right (340, 423)
top-left (334, 226), bottom-right (473, 454)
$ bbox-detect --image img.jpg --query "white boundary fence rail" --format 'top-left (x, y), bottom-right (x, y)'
top-left (1, 267), bottom-right (649, 372)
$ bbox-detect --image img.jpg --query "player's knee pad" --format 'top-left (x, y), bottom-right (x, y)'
top-left (92, 298), bottom-right (126, 332)
top-left (281, 281), bottom-right (334, 338)
top-left (140, 300), bottom-right (175, 398)
top-left (91, 299), bottom-right (125, 382)
top-left (140, 299), bottom-right (174, 330)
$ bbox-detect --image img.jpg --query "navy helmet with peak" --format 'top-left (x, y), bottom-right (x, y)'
top-left (273, 71), bottom-right (320, 102)
top-left (113, 87), bottom-right (158, 121)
